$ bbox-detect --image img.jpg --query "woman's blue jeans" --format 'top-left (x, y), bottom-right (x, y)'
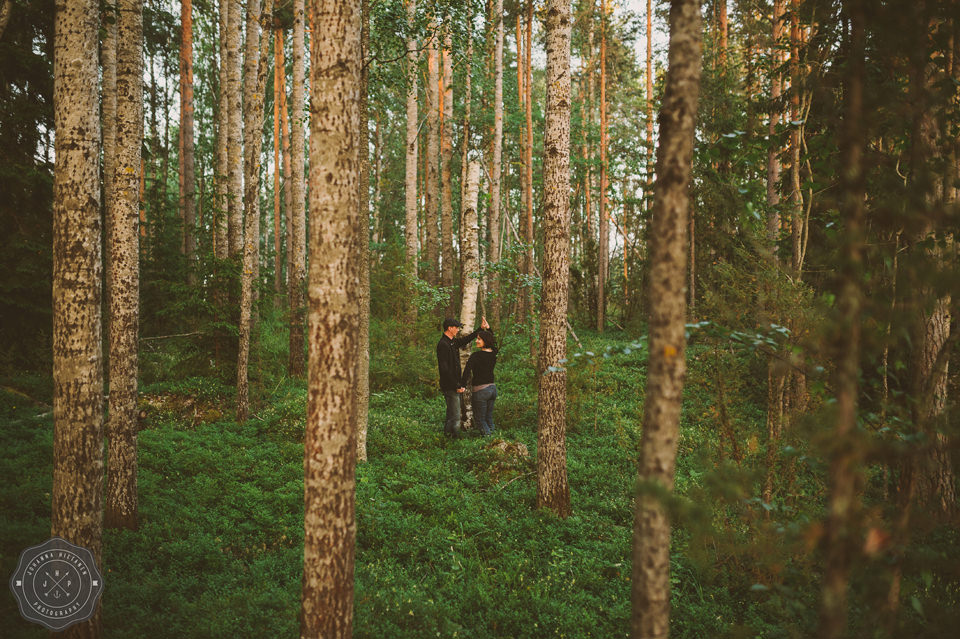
top-left (471, 384), bottom-right (497, 436)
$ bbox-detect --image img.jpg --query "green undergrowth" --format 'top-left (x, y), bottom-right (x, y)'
top-left (1, 328), bottom-right (954, 637)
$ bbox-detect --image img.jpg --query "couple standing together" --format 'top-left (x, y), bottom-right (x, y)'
top-left (436, 316), bottom-right (498, 438)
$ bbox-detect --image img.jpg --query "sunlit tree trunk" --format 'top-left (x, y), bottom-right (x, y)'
top-left (645, 0), bottom-right (653, 203)
top-left (356, 0), bottom-right (370, 462)
top-left (300, 1), bottom-right (362, 635)
top-left (404, 0), bottom-right (419, 323)
top-left (488, 0), bottom-right (503, 328)
top-left (179, 0), bottom-right (196, 282)
top-left (105, 0), bottom-right (143, 532)
top-left (523, 0), bottom-right (534, 330)
top-left (819, 3), bottom-right (865, 634)
top-left (597, 0), bottom-right (608, 333)
top-left (216, 0), bottom-right (230, 259)
top-left (52, 0), bottom-right (105, 634)
top-left (425, 21), bottom-right (440, 286)
top-left (536, 0), bottom-right (572, 519)
top-left (630, 0), bottom-right (701, 636)
top-left (459, 161), bottom-right (482, 427)
top-left (459, 7), bottom-right (473, 301)
top-left (274, 28), bottom-right (284, 304)
top-left (789, 0), bottom-right (802, 278)
top-left (288, 0), bottom-right (307, 377)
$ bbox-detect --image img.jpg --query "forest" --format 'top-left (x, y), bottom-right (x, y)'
top-left (1, 0), bottom-right (958, 637)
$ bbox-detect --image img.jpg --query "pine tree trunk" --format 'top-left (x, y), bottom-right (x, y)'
top-left (227, 0), bottom-right (244, 260)
top-left (356, 0), bottom-right (370, 462)
top-left (440, 27), bottom-right (456, 300)
top-left (105, 0), bottom-right (143, 532)
top-left (789, 0), bottom-right (802, 278)
top-left (404, 0), bottom-right (419, 323)
top-left (523, 0), bottom-right (534, 330)
top-left (488, 0), bottom-right (504, 328)
top-left (52, 0), bottom-right (105, 634)
top-left (216, 0), bottom-right (230, 259)
top-left (274, 28), bottom-right (284, 305)
top-left (536, 0), bottom-right (573, 519)
top-left (597, 0), bottom-right (608, 333)
top-left (300, 1), bottom-right (362, 635)
top-left (819, 3), bottom-right (865, 633)
top-left (646, 0), bottom-right (653, 203)
top-left (288, 0), bottom-right (307, 377)
top-left (179, 0), bottom-right (196, 282)
top-left (766, 0), bottom-right (783, 251)
top-left (237, 0), bottom-right (272, 423)
top-left (630, 1), bottom-right (702, 636)
top-left (425, 23), bottom-right (441, 287)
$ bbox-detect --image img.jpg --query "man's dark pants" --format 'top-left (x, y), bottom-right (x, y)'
top-left (442, 390), bottom-right (462, 437)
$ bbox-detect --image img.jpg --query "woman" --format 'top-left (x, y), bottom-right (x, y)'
top-left (459, 329), bottom-right (498, 437)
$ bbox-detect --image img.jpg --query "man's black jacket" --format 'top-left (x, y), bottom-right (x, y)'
top-left (436, 329), bottom-right (480, 391)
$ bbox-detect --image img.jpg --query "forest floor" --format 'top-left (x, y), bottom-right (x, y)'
top-left (1, 326), bottom-right (954, 638)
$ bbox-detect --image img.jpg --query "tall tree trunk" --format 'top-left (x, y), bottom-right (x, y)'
top-left (404, 0), bottom-right (419, 323)
top-left (789, 0), bottom-right (802, 278)
top-left (645, 0), bottom-right (653, 203)
top-left (630, 1), bottom-right (702, 636)
top-left (425, 22), bottom-right (441, 287)
top-left (356, 0), bottom-right (370, 462)
top-left (300, 1), bottom-right (362, 636)
top-left (288, 0), bottom-right (307, 377)
top-left (597, 0), bottom-right (608, 333)
top-left (488, 0), bottom-right (504, 328)
top-left (237, 0), bottom-right (272, 423)
top-left (459, 6), bottom-right (474, 301)
top-left (459, 162), bottom-right (482, 427)
top-left (282, 37), bottom-right (294, 308)
top-left (52, 0), bottom-right (105, 634)
top-left (523, 0), bottom-right (534, 330)
top-left (227, 0), bottom-right (244, 260)
top-left (440, 26), bottom-right (456, 300)
top-left (586, 10), bottom-right (594, 243)
top-left (766, 0), bottom-right (783, 252)
top-left (274, 28), bottom-right (285, 305)
top-left (216, 0), bottom-right (230, 259)
top-left (179, 0), bottom-right (196, 283)
top-left (819, 2), bottom-right (865, 635)
top-left (536, 0), bottom-right (573, 519)
top-left (105, 0), bottom-right (143, 532)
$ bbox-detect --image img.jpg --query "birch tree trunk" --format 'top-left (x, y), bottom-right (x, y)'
top-left (52, 0), bottom-right (105, 634)
top-left (440, 27), bottom-right (456, 300)
top-left (179, 0), bottom-right (196, 282)
top-left (288, 0), bottom-right (307, 377)
top-left (105, 0), bottom-right (144, 532)
top-left (597, 0), bottom-right (608, 333)
top-left (425, 22), bottom-right (441, 286)
top-left (459, 8), bottom-right (473, 300)
top-left (523, 0), bottom-right (534, 328)
top-left (459, 162), bottom-right (482, 427)
top-left (488, 0), bottom-right (504, 328)
top-left (404, 0), bottom-right (419, 324)
top-left (300, 0), bottom-right (362, 635)
top-left (630, 1), bottom-right (702, 636)
top-left (274, 28), bottom-right (284, 304)
top-left (216, 0), bottom-right (230, 259)
top-left (356, 0), bottom-right (370, 462)
top-left (536, 0), bottom-right (572, 519)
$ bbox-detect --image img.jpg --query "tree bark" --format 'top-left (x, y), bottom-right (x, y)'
top-left (227, 0), bottom-right (244, 260)
top-left (766, 0), bottom-right (783, 252)
top-left (459, 7), bottom-right (473, 300)
top-left (630, 1), bottom-right (702, 637)
top-left (459, 161), bottom-right (482, 428)
top-left (536, 0), bottom-right (573, 519)
top-left (356, 0), bottom-right (370, 462)
top-left (523, 0), bottom-right (534, 329)
top-left (789, 0), bottom-right (802, 278)
top-left (216, 0), bottom-right (230, 259)
top-left (819, 2), bottom-right (865, 634)
top-left (440, 26), bottom-right (456, 300)
top-left (488, 0), bottom-right (504, 328)
top-left (274, 28), bottom-right (284, 304)
top-left (288, 0), bottom-right (307, 377)
top-left (404, 0), bottom-right (419, 323)
top-left (179, 0), bottom-right (196, 282)
top-left (52, 0), bottom-right (105, 634)
top-left (597, 0), bottom-right (608, 333)
top-left (646, 0), bottom-right (653, 203)
top-left (300, 1), bottom-right (362, 636)
top-left (105, 0), bottom-right (143, 532)
top-left (237, 0), bottom-right (272, 423)
top-left (425, 21), bottom-right (440, 286)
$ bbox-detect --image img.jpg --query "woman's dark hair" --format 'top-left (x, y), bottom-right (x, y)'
top-left (477, 330), bottom-right (496, 350)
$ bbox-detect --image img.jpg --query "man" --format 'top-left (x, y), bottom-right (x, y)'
top-left (437, 315), bottom-right (489, 437)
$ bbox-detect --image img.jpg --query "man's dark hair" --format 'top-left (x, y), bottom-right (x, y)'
top-left (442, 318), bottom-right (463, 330)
